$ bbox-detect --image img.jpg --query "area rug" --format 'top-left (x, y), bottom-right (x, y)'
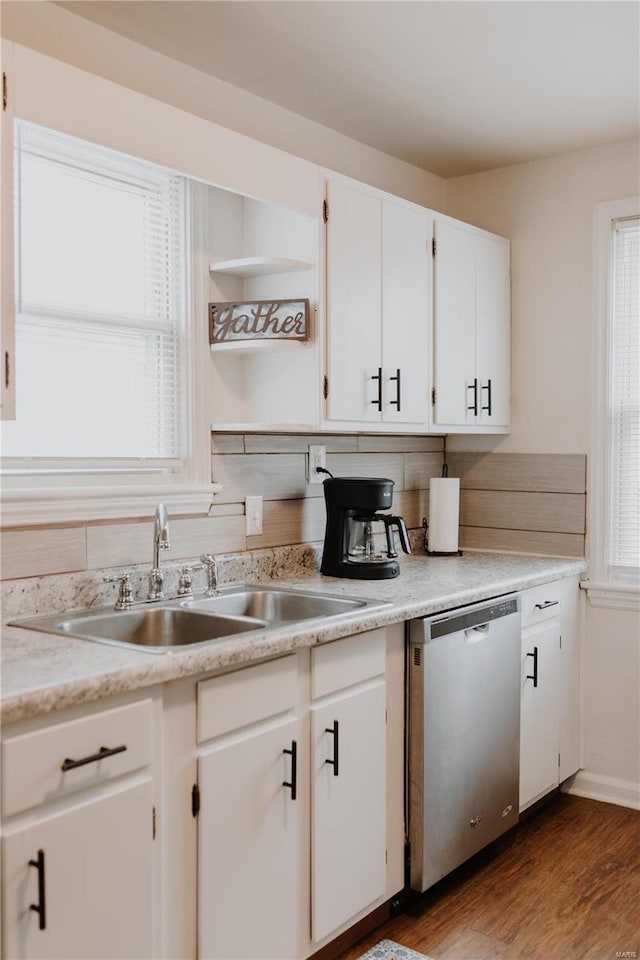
top-left (358, 940), bottom-right (433, 960)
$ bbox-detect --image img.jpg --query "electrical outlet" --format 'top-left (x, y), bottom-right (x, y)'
top-left (245, 495), bottom-right (263, 536)
top-left (308, 444), bottom-right (327, 484)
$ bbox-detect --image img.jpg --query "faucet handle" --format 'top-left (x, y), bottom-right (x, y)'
top-left (200, 554), bottom-right (218, 596)
top-left (103, 573), bottom-right (134, 610)
top-left (177, 563), bottom-right (204, 597)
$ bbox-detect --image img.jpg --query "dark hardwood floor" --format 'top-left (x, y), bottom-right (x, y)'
top-left (338, 794), bottom-right (640, 960)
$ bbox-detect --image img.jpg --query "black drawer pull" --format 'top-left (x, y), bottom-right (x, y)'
top-left (325, 720), bottom-right (339, 776)
top-left (29, 849), bottom-right (46, 930)
top-left (534, 600), bottom-right (559, 610)
top-left (282, 740), bottom-right (297, 801)
top-left (467, 378), bottom-right (479, 415)
top-left (61, 744), bottom-right (127, 772)
top-left (371, 368), bottom-right (382, 411)
top-left (526, 646), bottom-right (539, 688)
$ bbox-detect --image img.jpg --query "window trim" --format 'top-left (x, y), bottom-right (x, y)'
top-left (586, 196), bottom-right (640, 610)
top-left (1, 151), bottom-right (218, 526)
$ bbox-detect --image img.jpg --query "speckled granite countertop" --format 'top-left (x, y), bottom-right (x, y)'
top-left (1, 552), bottom-right (587, 725)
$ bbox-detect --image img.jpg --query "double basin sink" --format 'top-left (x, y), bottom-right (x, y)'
top-left (15, 586), bottom-right (385, 654)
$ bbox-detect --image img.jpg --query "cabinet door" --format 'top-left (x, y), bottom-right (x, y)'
top-left (1, 38), bottom-right (15, 419)
top-left (558, 577), bottom-right (581, 781)
top-left (476, 234), bottom-right (510, 427)
top-left (381, 200), bottom-right (429, 426)
top-left (325, 178), bottom-right (382, 423)
top-left (2, 781), bottom-right (155, 960)
top-left (433, 218), bottom-right (476, 426)
top-left (311, 680), bottom-right (386, 943)
top-left (520, 620), bottom-right (560, 810)
top-left (198, 717), bottom-right (305, 960)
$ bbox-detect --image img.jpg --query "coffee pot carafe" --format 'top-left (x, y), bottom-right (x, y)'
top-left (320, 475), bottom-right (411, 580)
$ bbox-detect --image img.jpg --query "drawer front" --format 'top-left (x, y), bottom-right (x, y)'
top-left (311, 628), bottom-right (386, 700)
top-left (2, 698), bottom-right (153, 817)
top-left (198, 655), bottom-right (298, 743)
top-left (520, 581), bottom-right (563, 628)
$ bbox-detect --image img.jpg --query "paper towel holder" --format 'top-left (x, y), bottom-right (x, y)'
top-left (422, 517), bottom-right (463, 556)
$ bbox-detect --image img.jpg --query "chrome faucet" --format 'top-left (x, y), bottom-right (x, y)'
top-left (200, 554), bottom-right (218, 596)
top-left (148, 503), bottom-right (170, 600)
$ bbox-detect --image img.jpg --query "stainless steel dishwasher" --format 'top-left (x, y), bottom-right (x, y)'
top-left (408, 593), bottom-right (521, 892)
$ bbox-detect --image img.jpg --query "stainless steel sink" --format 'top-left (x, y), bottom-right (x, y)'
top-left (12, 585), bottom-right (386, 653)
top-left (14, 606), bottom-right (267, 653)
top-left (183, 588), bottom-right (368, 622)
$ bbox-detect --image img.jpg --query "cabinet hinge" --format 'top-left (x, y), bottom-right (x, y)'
top-left (431, 387), bottom-right (437, 405)
top-left (323, 199), bottom-right (328, 223)
top-left (191, 783), bottom-right (200, 818)
top-left (385, 849), bottom-right (388, 865)
top-left (4, 350), bottom-right (10, 390)
top-left (558, 753), bottom-right (561, 768)
top-left (323, 374), bottom-right (329, 399)
top-left (432, 238), bottom-right (437, 257)
top-left (385, 708), bottom-right (388, 726)
top-left (559, 635), bottom-right (562, 650)
top-left (152, 805), bottom-right (157, 839)
top-left (2, 72), bottom-right (7, 112)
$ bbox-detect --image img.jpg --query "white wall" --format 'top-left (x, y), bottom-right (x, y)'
top-left (446, 139), bottom-right (640, 804)
top-left (0, 0), bottom-right (445, 211)
top-left (445, 137), bottom-right (640, 455)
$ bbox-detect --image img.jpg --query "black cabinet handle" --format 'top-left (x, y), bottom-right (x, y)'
top-left (389, 368), bottom-right (401, 411)
top-left (325, 721), bottom-right (339, 776)
top-left (371, 368), bottom-right (382, 411)
top-left (61, 744), bottom-right (127, 772)
top-left (526, 646), bottom-right (539, 688)
top-left (534, 600), bottom-right (559, 610)
top-left (282, 740), bottom-right (297, 800)
top-left (467, 378), bottom-right (479, 415)
top-left (481, 379), bottom-right (493, 415)
top-left (29, 850), bottom-right (46, 930)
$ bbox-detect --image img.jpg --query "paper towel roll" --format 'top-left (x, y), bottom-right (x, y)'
top-left (428, 477), bottom-right (460, 553)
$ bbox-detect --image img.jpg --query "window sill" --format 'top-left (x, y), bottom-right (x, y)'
top-left (581, 580), bottom-right (640, 611)
top-left (0, 482), bottom-right (222, 526)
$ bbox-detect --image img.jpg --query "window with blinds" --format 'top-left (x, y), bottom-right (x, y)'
top-left (1, 121), bottom-right (187, 471)
top-left (609, 216), bottom-right (640, 578)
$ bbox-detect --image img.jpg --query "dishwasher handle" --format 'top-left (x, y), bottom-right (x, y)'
top-left (464, 622), bottom-right (490, 643)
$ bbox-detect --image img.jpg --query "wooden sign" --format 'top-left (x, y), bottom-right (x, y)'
top-left (209, 299), bottom-right (310, 345)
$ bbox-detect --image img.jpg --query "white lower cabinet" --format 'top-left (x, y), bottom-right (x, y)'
top-left (3, 782), bottom-right (155, 960)
top-left (1, 695), bottom-right (158, 960)
top-left (518, 576), bottom-right (581, 811)
top-left (195, 626), bottom-right (401, 960)
top-left (520, 617), bottom-right (561, 809)
top-left (311, 680), bottom-right (387, 942)
top-left (198, 716), bottom-right (305, 960)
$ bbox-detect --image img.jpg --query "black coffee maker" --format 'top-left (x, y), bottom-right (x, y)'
top-left (320, 476), bottom-right (411, 579)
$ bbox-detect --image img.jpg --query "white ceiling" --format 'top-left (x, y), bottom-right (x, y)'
top-left (57, 1), bottom-right (640, 178)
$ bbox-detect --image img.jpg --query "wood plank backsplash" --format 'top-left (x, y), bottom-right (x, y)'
top-left (0, 437), bottom-right (587, 581)
top-left (450, 451), bottom-right (587, 558)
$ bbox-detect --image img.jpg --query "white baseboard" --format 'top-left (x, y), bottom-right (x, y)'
top-left (562, 770), bottom-right (640, 810)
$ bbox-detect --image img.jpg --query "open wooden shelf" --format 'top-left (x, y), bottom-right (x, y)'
top-left (209, 256), bottom-right (313, 278)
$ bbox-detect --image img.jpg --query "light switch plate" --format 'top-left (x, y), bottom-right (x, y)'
top-left (245, 495), bottom-right (263, 536)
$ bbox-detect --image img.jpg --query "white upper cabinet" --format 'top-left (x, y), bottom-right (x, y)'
top-left (432, 214), bottom-right (511, 432)
top-left (325, 176), bottom-right (430, 431)
top-left (1, 39), bottom-right (15, 420)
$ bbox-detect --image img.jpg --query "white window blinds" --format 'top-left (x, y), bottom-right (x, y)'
top-left (2, 121), bottom-right (187, 467)
top-left (609, 216), bottom-right (640, 576)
